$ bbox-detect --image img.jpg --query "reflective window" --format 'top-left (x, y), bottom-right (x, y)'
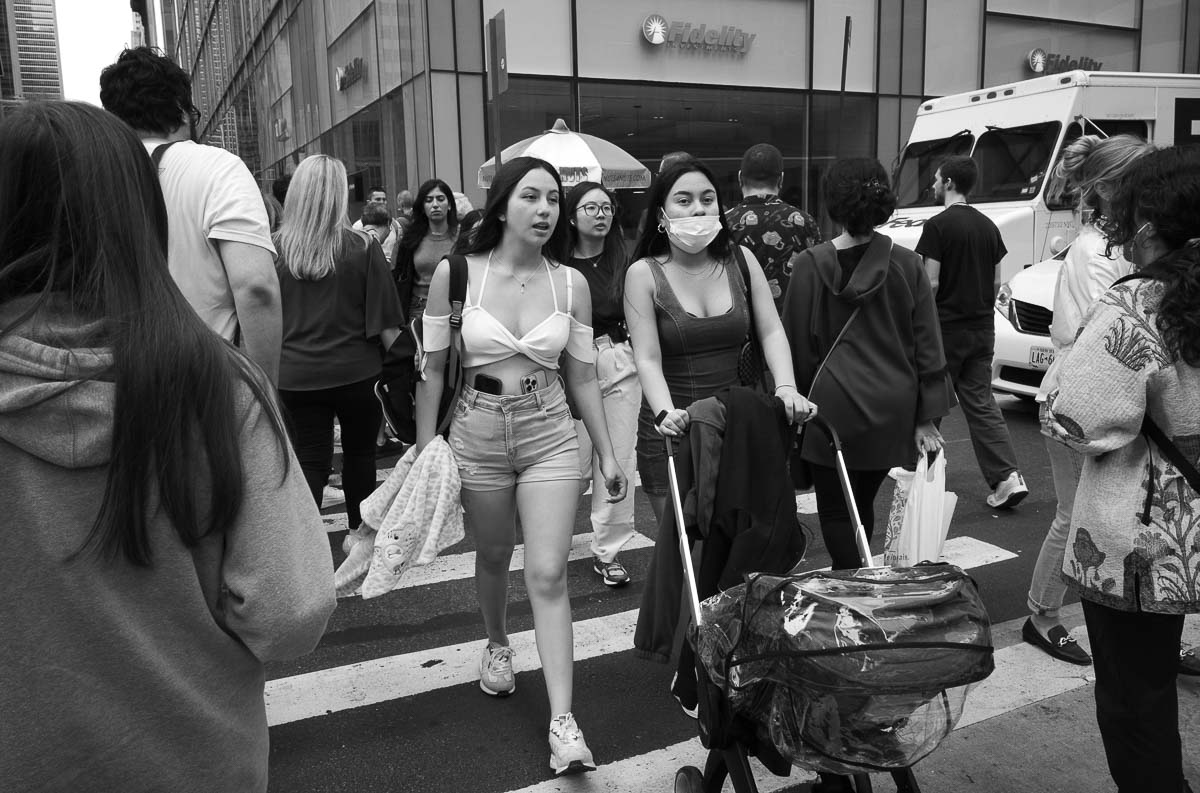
top-left (972, 122), bottom-right (1061, 203)
top-left (894, 131), bottom-right (975, 208)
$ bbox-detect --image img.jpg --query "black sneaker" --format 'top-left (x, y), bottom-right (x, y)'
top-left (592, 556), bottom-right (630, 587)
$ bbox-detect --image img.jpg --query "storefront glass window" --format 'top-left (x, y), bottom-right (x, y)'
top-left (496, 77), bottom-right (573, 148)
top-left (577, 81), bottom-right (811, 213)
top-left (808, 93), bottom-right (877, 230)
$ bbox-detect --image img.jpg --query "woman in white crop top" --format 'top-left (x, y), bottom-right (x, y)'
top-left (415, 157), bottom-right (628, 776)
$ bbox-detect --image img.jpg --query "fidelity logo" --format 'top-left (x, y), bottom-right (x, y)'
top-left (642, 14), bottom-right (756, 53)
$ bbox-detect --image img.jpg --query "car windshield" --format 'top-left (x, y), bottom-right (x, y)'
top-left (894, 130), bottom-right (974, 208)
top-left (971, 122), bottom-right (1062, 204)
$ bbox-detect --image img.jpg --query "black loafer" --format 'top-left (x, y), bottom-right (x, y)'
top-left (1023, 618), bottom-right (1092, 665)
top-left (1181, 648), bottom-right (1200, 677)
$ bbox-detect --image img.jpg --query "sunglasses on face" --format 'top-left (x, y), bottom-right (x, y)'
top-left (576, 203), bottom-right (614, 218)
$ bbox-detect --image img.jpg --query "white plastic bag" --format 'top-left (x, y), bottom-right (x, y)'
top-left (884, 453), bottom-right (957, 567)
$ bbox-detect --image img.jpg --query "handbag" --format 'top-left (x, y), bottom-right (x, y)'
top-left (884, 451), bottom-right (958, 566)
top-left (375, 255), bottom-right (467, 443)
top-left (733, 246), bottom-right (773, 391)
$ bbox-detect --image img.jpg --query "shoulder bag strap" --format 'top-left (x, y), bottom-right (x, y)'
top-left (150, 141), bottom-right (181, 169)
top-left (807, 240), bottom-right (890, 397)
top-left (436, 255), bottom-right (469, 436)
top-left (1143, 416), bottom-right (1200, 493)
top-left (732, 245), bottom-right (755, 340)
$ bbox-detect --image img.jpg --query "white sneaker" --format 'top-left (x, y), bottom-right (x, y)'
top-left (478, 643), bottom-right (515, 697)
top-left (548, 713), bottom-right (596, 775)
top-left (986, 471), bottom-right (1029, 509)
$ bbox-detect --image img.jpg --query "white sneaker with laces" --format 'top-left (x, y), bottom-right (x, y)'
top-left (986, 471), bottom-right (1029, 509)
top-left (548, 713), bottom-right (596, 775)
top-left (478, 642), bottom-right (515, 697)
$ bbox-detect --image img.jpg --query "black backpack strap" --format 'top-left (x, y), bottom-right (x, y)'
top-left (1143, 416), bottom-right (1200, 493)
top-left (436, 255), bottom-right (469, 436)
top-left (150, 141), bottom-right (182, 169)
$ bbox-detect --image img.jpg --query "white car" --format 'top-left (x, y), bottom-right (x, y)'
top-left (991, 249), bottom-right (1066, 398)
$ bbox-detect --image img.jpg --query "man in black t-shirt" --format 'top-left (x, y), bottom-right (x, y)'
top-left (916, 156), bottom-right (1027, 509)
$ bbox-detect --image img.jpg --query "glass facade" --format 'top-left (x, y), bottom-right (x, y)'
top-left (165, 0), bottom-right (1200, 230)
top-left (10, 0), bottom-right (62, 100)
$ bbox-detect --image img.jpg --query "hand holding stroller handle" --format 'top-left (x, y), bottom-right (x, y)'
top-left (804, 414), bottom-right (843, 452)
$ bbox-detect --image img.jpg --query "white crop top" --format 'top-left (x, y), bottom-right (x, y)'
top-left (421, 255), bottom-right (594, 374)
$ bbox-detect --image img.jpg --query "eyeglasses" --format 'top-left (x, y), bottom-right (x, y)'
top-left (577, 203), bottom-right (615, 218)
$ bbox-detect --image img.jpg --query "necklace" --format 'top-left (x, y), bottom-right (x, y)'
top-left (427, 229), bottom-right (451, 240)
top-left (491, 251), bottom-right (541, 294)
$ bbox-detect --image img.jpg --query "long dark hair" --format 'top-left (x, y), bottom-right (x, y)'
top-left (1106, 145), bottom-right (1200, 366)
top-left (565, 181), bottom-right (627, 302)
top-left (631, 158), bottom-right (734, 263)
top-left (397, 178), bottom-right (458, 253)
top-left (0, 101), bottom-right (289, 566)
top-left (461, 157), bottom-right (569, 263)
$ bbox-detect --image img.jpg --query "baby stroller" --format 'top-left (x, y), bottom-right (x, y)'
top-left (666, 415), bottom-right (994, 793)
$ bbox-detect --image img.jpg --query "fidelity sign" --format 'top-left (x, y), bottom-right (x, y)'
top-left (642, 14), bottom-right (756, 54)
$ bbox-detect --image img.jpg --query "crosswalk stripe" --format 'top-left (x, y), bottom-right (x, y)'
top-left (815, 535), bottom-right (1018, 572)
top-left (266, 609), bottom-right (638, 726)
top-left (267, 536), bottom-right (1016, 726)
top-left (342, 530), bottom-right (656, 596)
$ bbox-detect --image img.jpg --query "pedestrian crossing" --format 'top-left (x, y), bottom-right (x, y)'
top-left (268, 455), bottom-right (1199, 793)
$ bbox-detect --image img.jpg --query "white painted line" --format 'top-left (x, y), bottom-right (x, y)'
top-left (271, 536), bottom-right (1019, 725)
top-left (266, 609), bottom-right (640, 726)
top-left (506, 735), bottom-right (816, 793)
top-left (334, 531), bottom-right (655, 597)
top-left (383, 530), bottom-right (655, 592)
top-left (815, 535), bottom-right (1018, 572)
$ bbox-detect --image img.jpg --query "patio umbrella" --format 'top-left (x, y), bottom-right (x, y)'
top-left (477, 118), bottom-right (652, 190)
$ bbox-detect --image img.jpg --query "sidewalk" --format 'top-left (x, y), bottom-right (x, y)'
top-left (784, 605), bottom-right (1200, 792)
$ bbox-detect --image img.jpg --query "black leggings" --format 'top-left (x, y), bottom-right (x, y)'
top-left (809, 464), bottom-right (889, 570)
top-left (279, 376), bottom-right (382, 530)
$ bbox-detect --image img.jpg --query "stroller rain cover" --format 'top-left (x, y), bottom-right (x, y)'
top-left (693, 564), bottom-right (994, 775)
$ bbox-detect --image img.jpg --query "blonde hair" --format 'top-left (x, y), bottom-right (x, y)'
top-left (1054, 134), bottom-right (1156, 212)
top-left (275, 154), bottom-right (351, 280)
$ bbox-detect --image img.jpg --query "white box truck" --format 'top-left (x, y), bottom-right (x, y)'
top-left (884, 70), bottom-right (1200, 397)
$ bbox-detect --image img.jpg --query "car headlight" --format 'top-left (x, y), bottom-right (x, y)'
top-left (995, 282), bottom-right (1015, 325)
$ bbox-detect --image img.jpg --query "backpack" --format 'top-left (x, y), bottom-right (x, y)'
top-left (375, 255), bottom-right (467, 444)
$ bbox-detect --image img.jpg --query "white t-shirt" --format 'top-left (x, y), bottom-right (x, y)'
top-left (143, 138), bottom-right (275, 342)
top-left (351, 217), bottom-right (403, 261)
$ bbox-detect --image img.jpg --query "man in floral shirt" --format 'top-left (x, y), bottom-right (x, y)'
top-left (725, 143), bottom-right (821, 312)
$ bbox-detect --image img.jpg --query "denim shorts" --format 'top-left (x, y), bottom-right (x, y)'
top-left (448, 379), bottom-right (581, 491)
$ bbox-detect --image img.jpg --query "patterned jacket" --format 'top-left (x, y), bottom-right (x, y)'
top-left (1044, 278), bottom-right (1200, 614)
top-left (725, 195), bottom-right (821, 310)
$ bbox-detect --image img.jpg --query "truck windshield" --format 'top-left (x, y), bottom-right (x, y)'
top-left (971, 121), bottom-right (1062, 204)
top-left (894, 130), bottom-right (974, 208)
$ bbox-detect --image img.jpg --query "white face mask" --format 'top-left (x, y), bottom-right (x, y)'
top-left (663, 214), bottom-right (722, 254)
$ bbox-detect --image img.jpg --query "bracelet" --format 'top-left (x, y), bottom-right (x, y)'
top-left (774, 384), bottom-right (798, 393)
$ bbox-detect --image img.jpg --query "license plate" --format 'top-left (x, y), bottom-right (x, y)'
top-left (1029, 346), bottom-right (1055, 370)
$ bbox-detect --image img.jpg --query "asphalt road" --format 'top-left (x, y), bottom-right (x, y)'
top-left (265, 393), bottom-right (1068, 793)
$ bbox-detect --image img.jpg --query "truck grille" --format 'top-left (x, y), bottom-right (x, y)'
top-left (1012, 300), bottom-right (1052, 336)
top-left (999, 366), bottom-right (1045, 388)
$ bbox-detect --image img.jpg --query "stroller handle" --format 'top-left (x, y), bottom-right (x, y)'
top-left (803, 413), bottom-right (843, 452)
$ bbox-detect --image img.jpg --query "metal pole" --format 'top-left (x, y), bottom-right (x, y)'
top-left (834, 16), bottom-right (852, 161)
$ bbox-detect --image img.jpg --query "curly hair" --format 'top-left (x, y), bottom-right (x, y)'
top-left (99, 47), bottom-right (196, 137)
top-left (1107, 146), bottom-right (1200, 366)
top-left (823, 158), bottom-right (897, 235)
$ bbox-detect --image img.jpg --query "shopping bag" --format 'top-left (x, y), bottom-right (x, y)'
top-left (884, 452), bottom-right (957, 566)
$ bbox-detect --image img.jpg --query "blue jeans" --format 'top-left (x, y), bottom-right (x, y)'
top-left (1028, 436), bottom-right (1083, 618)
top-left (575, 338), bottom-right (641, 562)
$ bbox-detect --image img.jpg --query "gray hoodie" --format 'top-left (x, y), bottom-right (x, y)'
top-left (0, 297), bottom-right (336, 792)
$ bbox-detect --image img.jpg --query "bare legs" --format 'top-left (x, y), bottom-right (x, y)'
top-left (462, 479), bottom-right (582, 716)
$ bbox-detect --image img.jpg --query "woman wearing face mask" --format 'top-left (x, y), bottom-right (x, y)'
top-left (1022, 134), bottom-right (1155, 667)
top-left (564, 182), bottom-right (640, 587)
top-left (1043, 144), bottom-right (1200, 793)
top-left (624, 159), bottom-right (814, 524)
top-left (392, 178), bottom-right (458, 322)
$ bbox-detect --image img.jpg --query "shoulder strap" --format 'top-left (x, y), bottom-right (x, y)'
top-left (150, 141), bottom-right (181, 169)
top-left (1113, 272), bottom-right (1154, 288)
top-left (435, 255), bottom-right (469, 437)
top-left (732, 245), bottom-right (755, 337)
top-left (808, 306), bottom-right (862, 398)
top-left (1143, 416), bottom-right (1200, 493)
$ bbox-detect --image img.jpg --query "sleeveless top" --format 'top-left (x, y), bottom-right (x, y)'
top-left (647, 259), bottom-right (749, 410)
